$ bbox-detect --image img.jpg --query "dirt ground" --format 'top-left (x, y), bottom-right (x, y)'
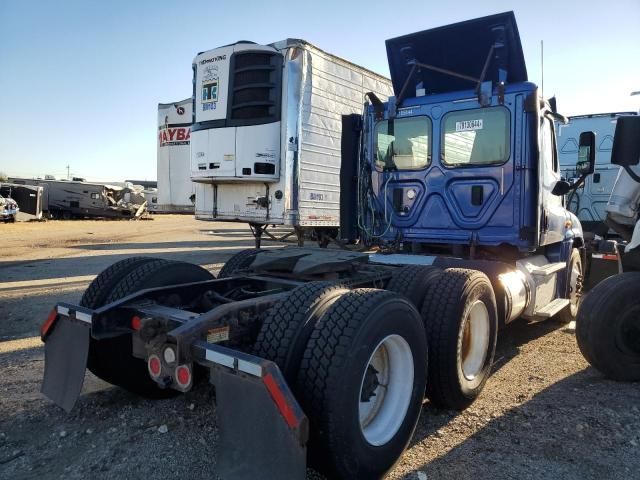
top-left (0, 215), bottom-right (638, 480)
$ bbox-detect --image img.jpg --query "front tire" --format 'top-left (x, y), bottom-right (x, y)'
top-left (576, 272), bottom-right (640, 381)
top-left (298, 289), bottom-right (428, 479)
top-left (421, 268), bottom-right (498, 410)
top-left (556, 248), bottom-right (584, 323)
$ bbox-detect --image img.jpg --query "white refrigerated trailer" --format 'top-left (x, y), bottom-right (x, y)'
top-left (191, 38), bottom-right (393, 245)
top-left (152, 98), bottom-right (195, 213)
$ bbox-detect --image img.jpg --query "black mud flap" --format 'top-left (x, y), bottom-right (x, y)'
top-left (41, 318), bottom-right (90, 412)
top-left (211, 364), bottom-right (308, 480)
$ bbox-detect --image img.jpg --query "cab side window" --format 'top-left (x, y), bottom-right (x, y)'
top-left (540, 118), bottom-right (559, 173)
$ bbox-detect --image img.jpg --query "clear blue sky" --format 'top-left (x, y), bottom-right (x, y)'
top-left (1, 0), bottom-right (638, 181)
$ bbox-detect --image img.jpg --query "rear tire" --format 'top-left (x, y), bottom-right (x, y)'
top-left (88, 259), bottom-right (214, 396)
top-left (105, 259), bottom-right (213, 303)
top-left (81, 257), bottom-right (156, 309)
top-left (298, 289), bottom-right (428, 479)
top-left (386, 265), bottom-right (442, 311)
top-left (576, 272), bottom-right (640, 381)
top-left (252, 282), bottom-right (348, 383)
top-left (218, 248), bottom-right (262, 277)
top-left (421, 268), bottom-right (498, 410)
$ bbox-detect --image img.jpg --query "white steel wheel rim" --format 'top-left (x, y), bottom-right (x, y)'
top-left (358, 334), bottom-right (414, 446)
top-left (460, 300), bottom-right (490, 381)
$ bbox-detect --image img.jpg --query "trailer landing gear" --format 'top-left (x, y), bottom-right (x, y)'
top-left (249, 222), bottom-right (264, 248)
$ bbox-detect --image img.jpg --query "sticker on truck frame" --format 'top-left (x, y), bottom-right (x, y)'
top-left (207, 325), bottom-right (230, 344)
top-left (455, 119), bottom-right (483, 132)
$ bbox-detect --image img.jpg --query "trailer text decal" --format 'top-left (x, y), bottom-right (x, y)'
top-left (202, 65), bottom-right (220, 111)
top-left (159, 127), bottom-right (191, 147)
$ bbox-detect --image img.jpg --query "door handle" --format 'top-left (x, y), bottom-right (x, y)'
top-left (471, 185), bottom-right (484, 206)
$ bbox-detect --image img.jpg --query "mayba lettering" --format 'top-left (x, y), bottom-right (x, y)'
top-left (200, 55), bottom-right (227, 64)
top-left (159, 128), bottom-right (191, 145)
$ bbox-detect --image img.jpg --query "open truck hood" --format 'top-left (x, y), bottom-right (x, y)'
top-left (385, 11), bottom-right (527, 96)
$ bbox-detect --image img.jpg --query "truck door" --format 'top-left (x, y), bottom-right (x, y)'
top-left (589, 133), bottom-right (618, 222)
top-left (538, 116), bottom-right (566, 245)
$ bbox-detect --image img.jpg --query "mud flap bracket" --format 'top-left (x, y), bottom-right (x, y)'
top-left (207, 345), bottom-right (308, 480)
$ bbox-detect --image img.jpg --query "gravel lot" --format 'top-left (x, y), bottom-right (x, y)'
top-left (1, 216), bottom-right (638, 479)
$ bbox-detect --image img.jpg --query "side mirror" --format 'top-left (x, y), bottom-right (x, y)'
top-left (576, 131), bottom-right (596, 175)
top-left (611, 116), bottom-right (640, 167)
top-left (552, 180), bottom-right (571, 196)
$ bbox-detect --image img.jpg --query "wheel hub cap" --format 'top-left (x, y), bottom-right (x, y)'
top-left (460, 300), bottom-right (490, 381)
top-left (358, 334), bottom-right (414, 446)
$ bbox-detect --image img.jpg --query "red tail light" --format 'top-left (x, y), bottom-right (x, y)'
top-left (148, 355), bottom-right (162, 378)
top-left (40, 309), bottom-right (58, 340)
top-left (131, 315), bottom-right (142, 331)
top-left (175, 365), bottom-right (192, 388)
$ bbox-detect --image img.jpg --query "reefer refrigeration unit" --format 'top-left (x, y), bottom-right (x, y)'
top-left (153, 98), bottom-right (195, 213)
top-left (191, 39), bottom-right (392, 243)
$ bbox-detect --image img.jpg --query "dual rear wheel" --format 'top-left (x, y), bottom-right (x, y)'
top-left (81, 256), bottom-right (214, 396)
top-left (254, 266), bottom-right (498, 478)
top-left (256, 285), bottom-right (427, 479)
top-left (83, 252), bottom-right (499, 478)
top-left (387, 265), bottom-right (498, 409)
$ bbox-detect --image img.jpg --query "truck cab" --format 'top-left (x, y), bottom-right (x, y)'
top-left (355, 12), bottom-right (583, 261)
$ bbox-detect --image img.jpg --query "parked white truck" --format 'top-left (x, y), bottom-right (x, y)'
top-left (152, 98), bottom-right (195, 213)
top-left (576, 115), bottom-right (640, 381)
top-left (191, 39), bottom-right (393, 246)
top-left (558, 113), bottom-right (639, 282)
top-left (558, 112), bottom-right (638, 234)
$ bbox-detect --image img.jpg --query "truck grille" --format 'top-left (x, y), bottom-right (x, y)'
top-left (230, 51), bottom-right (282, 123)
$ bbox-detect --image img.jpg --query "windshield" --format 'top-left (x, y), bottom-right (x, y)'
top-left (375, 116), bottom-right (431, 170)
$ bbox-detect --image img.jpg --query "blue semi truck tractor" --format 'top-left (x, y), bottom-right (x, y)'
top-left (40, 12), bottom-right (593, 480)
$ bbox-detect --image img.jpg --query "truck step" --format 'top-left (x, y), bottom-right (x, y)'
top-left (530, 262), bottom-right (565, 276)
top-left (534, 298), bottom-right (570, 318)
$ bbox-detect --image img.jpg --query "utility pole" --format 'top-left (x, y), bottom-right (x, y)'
top-left (66, 165), bottom-right (70, 180)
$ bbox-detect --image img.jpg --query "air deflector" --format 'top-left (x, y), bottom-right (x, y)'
top-left (385, 11), bottom-right (528, 97)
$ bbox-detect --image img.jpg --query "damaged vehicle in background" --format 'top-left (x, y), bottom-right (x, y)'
top-left (0, 193), bottom-right (19, 222)
top-left (8, 178), bottom-right (148, 219)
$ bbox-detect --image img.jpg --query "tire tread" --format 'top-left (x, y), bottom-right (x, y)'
top-left (218, 248), bottom-right (262, 278)
top-left (421, 268), bottom-right (497, 409)
top-left (253, 281), bottom-right (347, 381)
